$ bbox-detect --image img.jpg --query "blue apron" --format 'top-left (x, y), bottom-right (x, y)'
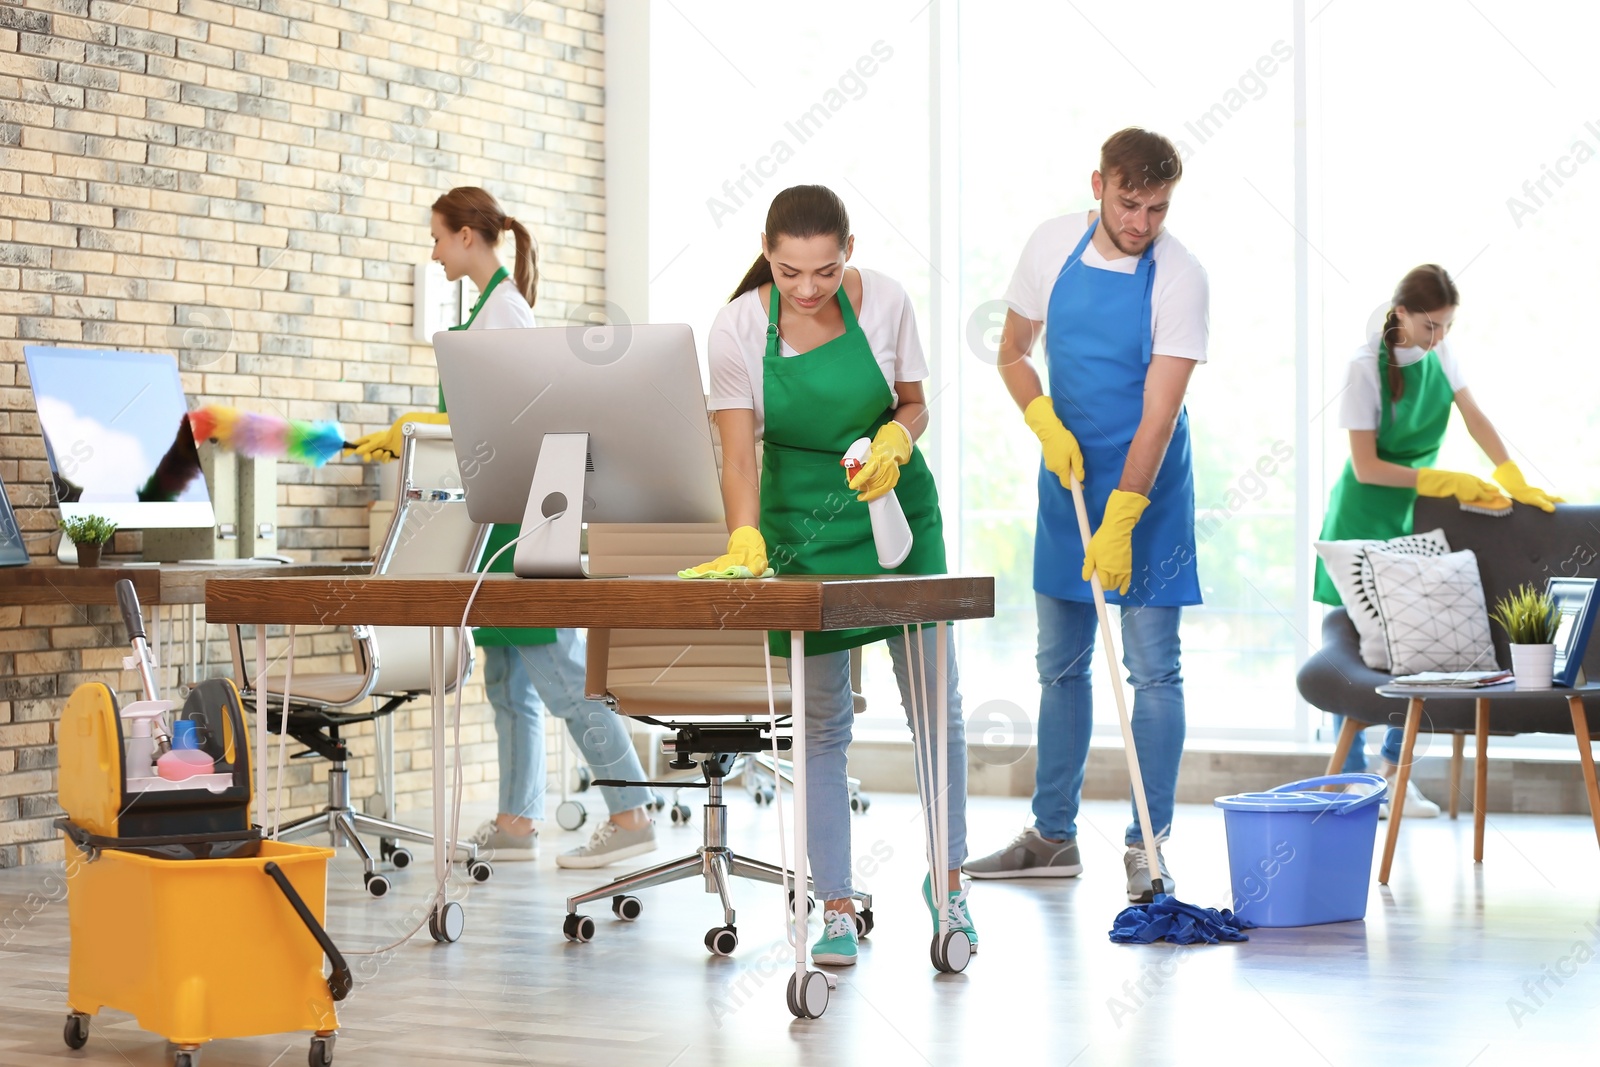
top-left (1035, 218), bottom-right (1201, 607)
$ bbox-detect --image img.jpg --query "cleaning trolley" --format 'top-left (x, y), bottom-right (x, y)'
top-left (55, 579), bottom-right (350, 1067)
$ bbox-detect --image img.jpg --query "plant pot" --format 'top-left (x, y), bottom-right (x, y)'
top-left (74, 542), bottom-right (102, 568)
top-left (1510, 643), bottom-right (1555, 690)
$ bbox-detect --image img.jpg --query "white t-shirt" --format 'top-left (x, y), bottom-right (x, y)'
top-left (1003, 211), bottom-right (1210, 362)
top-left (469, 276), bottom-right (536, 330)
top-left (707, 268), bottom-right (928, 440)
top-left (1336, 333), bottom-right (1467, 431)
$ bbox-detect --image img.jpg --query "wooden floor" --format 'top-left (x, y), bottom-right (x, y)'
top-left (3, 791), bottom-right (1598, 1066)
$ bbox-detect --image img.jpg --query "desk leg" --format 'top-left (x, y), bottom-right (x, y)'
top-left (1378, 698), bottom-right (1423, 885)
top-left (1568, 696), bottom-right (1600, 852)
top-left (1475, 699), bottom-right (1490, 863)
top-left (425, 626), bottom-right (464, 943)
top-left (254, 629), bottom-right (268, 827)
top-left (934, 623), bottom-right (952, 952)
top-left (784, 632), bottom-right (829, 1019)
top-left (1448, 733), bottom-right (1465, 820)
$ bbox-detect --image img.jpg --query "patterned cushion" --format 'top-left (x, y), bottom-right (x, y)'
top-left (1314, 529), bottom-right (1451, 670)
top-left (1367, 547), bottom-right (1497, 675)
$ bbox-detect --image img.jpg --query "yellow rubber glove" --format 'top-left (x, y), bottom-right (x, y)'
top-left (847, 420), bottom-right (913, 503)
top-left (1494, 460), bottom-right (1564, 513)
top-left (679, 526), bottom-right (774, 579)
top-left (1024, 395), bottom-right (1085, 488)
top-left (346, 411), bottom-right (450, 463)
top-left (1082, 489), bottom-right (1149, 596)
top-left (1416, 467), bottom-right (1511, 511)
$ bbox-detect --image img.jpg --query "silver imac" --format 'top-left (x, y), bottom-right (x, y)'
top-left (432, 323), bottom-right (724, 577)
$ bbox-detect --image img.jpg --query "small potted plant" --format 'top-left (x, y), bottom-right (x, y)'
top-left (1490, 582), bottom-right (1561, 690)
top-left (58, 515), bottom-right (117, 568)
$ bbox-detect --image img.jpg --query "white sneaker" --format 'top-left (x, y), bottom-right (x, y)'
top-left (467, 819), bottom-right (539, 860)
top-left (1377, 765), bottom-right (1440, 819)
top-left (556, 819), bottom-right (657, 869)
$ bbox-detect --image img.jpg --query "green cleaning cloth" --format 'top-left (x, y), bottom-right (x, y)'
top-left (677, 564), bottom-right (776, 580)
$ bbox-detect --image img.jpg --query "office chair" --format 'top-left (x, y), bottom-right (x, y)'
top-left (228, 423), bottom-right (490, 897)
top-left (561, 523), bottom-right (873, 956)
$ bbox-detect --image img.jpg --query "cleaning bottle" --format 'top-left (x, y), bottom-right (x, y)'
top-left (156, 718), bottom-right (215, 781)
top-left (841, 437), bottom-right (913, 569)
top-left (120, 701), bottom-right (174, 781)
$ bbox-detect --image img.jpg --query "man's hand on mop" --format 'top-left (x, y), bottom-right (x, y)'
top-left (1024, 396), bottom-right (1085, 487)
top-left (1082, 489), bottom-right (1150, 595)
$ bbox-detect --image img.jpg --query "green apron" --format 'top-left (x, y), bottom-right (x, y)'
top-left (1313, 345), bottom-right (1454, 605)
top-left (759, 283), bottom-right (946, 657)
top-left (437, 267), bottom-right (557, 647)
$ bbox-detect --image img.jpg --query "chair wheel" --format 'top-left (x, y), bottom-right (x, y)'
top-left (930, 929), bottom-right (972, 973)
top-left (363, 872), bottom-right (390, 898)
top-left (669, 803), bottom-right (691, 825)
top-left (850, 794), bottom-right (871, 813)
top-left (174, 1049), bottom-right (201, 1067)
top-left (556, 800), bottom-right (587, 831)
top-left (576, 767), bottom-right (593, 793)
top-left (753, 787), bottom-right (774, 806)
top-left (705, 925), bottom-right (738, 956)
top-left (612, 895), bottom-right (643, 921)
top-left (428, 901), bottom-right (465, 943)
top-left (786, 889), bottom-right (814, 921)
top-left (786, 969), bottom-right (829, 1018)
top-left (647, 793), bottom-right (666, 811)
top-left (389, 847), bottom-right (412, 869)
top-left (467, 860), bottom-right (493, 883)
top-left (308, 1033), bottom-right (335, 1067)
top-left (563, 913), bottom-right (596, 942)
top-left (853, 908), bottom-right (874, 939)
top-left (63, 1012), bottom-right (89, 1050)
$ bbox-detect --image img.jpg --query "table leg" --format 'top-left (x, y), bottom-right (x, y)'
top-left (254, 629), bottom-right (268, 826)
top-left (1326, 717), bottom-right (1362, 778)
top-left (1378, 697), bottom-right (1423, 885)
top-left (431, 626), bottom-right (448, 900)
top-left (935, 622), bottom-right (949, 943)
top-left (786, 631), bottom-right (827, 1018)
top-left (1475, 698), bottom-right (1490, 863)
top-left (1568, 696), bottom-right (1600, 852)
top-left (1449, 732), bottom-right (1465, 820)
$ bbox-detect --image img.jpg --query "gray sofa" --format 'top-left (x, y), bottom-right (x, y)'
top-left (1297, 497), bottom-right (1600, 740)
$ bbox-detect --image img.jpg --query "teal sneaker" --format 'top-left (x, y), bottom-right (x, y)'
top-left (810, 909), bottom-right (859, 967)
top-left (922, 875), bottom-right (979, 953)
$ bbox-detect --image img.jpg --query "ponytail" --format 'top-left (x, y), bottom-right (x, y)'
top-left (1380, 263), bottom-right (1461, 412)
top-left (504, 217), bottom-right (539, 308)
top-left (432, 185), bottom-right (537, 307)
top-left (728, 185), bottom-right (851, 302)
top-left (1380, 307), bottom-right (1406, 408)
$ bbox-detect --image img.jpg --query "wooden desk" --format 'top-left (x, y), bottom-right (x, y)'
top-left (206, 572), bottom-right (995, 1019)
top-left (0, 560), bottom-right (370, 606)
top-left (1367, 682), bottom-right (1600, 884)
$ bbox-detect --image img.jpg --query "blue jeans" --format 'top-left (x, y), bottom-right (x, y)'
top-left (1032, 593), bottom-right (1186, 846)
top-left (482, 630), bottom-right (652, 820)
top-left (1334, 720), bottom-right (1403, 771)
top-left (800, 626), bottom-right (967, 901)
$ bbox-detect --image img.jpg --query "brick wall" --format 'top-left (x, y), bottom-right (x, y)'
top-left (0, 0), bottom-right (605, 865)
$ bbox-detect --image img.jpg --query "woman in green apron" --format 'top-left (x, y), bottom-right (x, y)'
top-left (348, 187), bottom-right (658, 870)
top-left (1316, 263), bottom-right (1562, 812)
top-left (686, 185), bottom-right (973, 967)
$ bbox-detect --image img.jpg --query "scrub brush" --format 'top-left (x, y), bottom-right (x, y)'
top-left (1460, 496), bottom-right (1513, 517)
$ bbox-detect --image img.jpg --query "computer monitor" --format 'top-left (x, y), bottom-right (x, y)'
top-left (432, 323), bottom-right (724, 577)
top-left (24, 346), bottom-right (216, 530)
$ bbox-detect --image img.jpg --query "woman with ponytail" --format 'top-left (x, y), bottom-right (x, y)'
top-left (348, 188), bottom-right (659, 871)
top-left (684, 185), bottom-right (975, 968)
top-left (1315, 263), bottom-right (1563, 813)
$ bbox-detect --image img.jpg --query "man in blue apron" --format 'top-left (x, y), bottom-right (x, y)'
top-left (964, 128), bottom-right (1210, 904)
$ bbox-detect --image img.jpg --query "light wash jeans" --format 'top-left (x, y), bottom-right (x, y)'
top-left (1031, 593), bottom-right (1186, 846)
top-left (482, 629), bottom-right (652, 820)
top-left (800, 626), bottom-right (967, 901)
top-left (1334, 721), bottom-right (1404, 772)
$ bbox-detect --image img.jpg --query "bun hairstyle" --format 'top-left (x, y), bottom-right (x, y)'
top-left (431, 186), bottom-right (539, 307)
top-left (1380, 264), bottom-right (1459, 406)
top-left (730, 185), bottom-right (851, 302)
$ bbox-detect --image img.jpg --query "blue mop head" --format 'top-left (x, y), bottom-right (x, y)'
top-left (1109, 894), bottom-right (1256, 945)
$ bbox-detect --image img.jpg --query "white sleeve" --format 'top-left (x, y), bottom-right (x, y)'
top-left (472, 289), bottom-right (535, 330)
top-left (1151, 257), bottom-right (1210, 362)
top-left (1337, 357), bottom-right (1382, 431)
top-left (706, 305), bottom-right (755, 411)
top-left (1438, 337), bottom-right (1468, 392)
top-left (892, 286), bottom-right (929, 382)
top-left (1001, 219), bottom-right (1058, 323)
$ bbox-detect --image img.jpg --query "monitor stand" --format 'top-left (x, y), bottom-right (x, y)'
top-left (513, 432), bottom-right (591, 578)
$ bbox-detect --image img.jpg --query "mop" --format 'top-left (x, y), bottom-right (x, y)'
top-left (1066, 474), bottom-right (1253, 946)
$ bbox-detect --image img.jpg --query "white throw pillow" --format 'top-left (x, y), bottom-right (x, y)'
top-left (1315, 529), bottom-right (1451, 670)
top-left (1367, 547), bottom-right (1498, 676)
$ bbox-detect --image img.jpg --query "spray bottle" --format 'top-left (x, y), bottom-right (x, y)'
top-left (841, 437), bottom-right (913, 569)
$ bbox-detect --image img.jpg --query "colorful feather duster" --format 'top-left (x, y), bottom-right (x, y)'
top-left (188, 405), bottom-right (353, 467)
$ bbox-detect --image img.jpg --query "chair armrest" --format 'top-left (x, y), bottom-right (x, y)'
top-left (585, 628), bottom-right (611, 702)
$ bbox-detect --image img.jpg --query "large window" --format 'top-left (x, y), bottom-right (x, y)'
top-left (640, 1), bottom-right (1597, 743)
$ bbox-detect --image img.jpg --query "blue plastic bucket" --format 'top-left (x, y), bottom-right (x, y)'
top-left (1213, 773), bottom-right (1386, 927)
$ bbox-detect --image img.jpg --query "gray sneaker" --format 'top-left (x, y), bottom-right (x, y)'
top-left (468, 820), bottom-right (538, 862)
top-left (1124, 839), bottom-right (1174, 903)
top-left (556, 819), bottom-right (658, 869)
top-left (962, 827), bottom-right (1082, 879)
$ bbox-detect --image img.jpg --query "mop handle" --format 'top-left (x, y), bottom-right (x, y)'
top-left (1068, 475), bottom-right (1166, 895)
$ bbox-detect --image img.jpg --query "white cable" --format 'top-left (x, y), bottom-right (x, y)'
top-left (345, 509), bottom-right (564, 956)
top-left (271, 624), bottom-right (296, 838)
top-left (760, 637), bottom-right (797, 947)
